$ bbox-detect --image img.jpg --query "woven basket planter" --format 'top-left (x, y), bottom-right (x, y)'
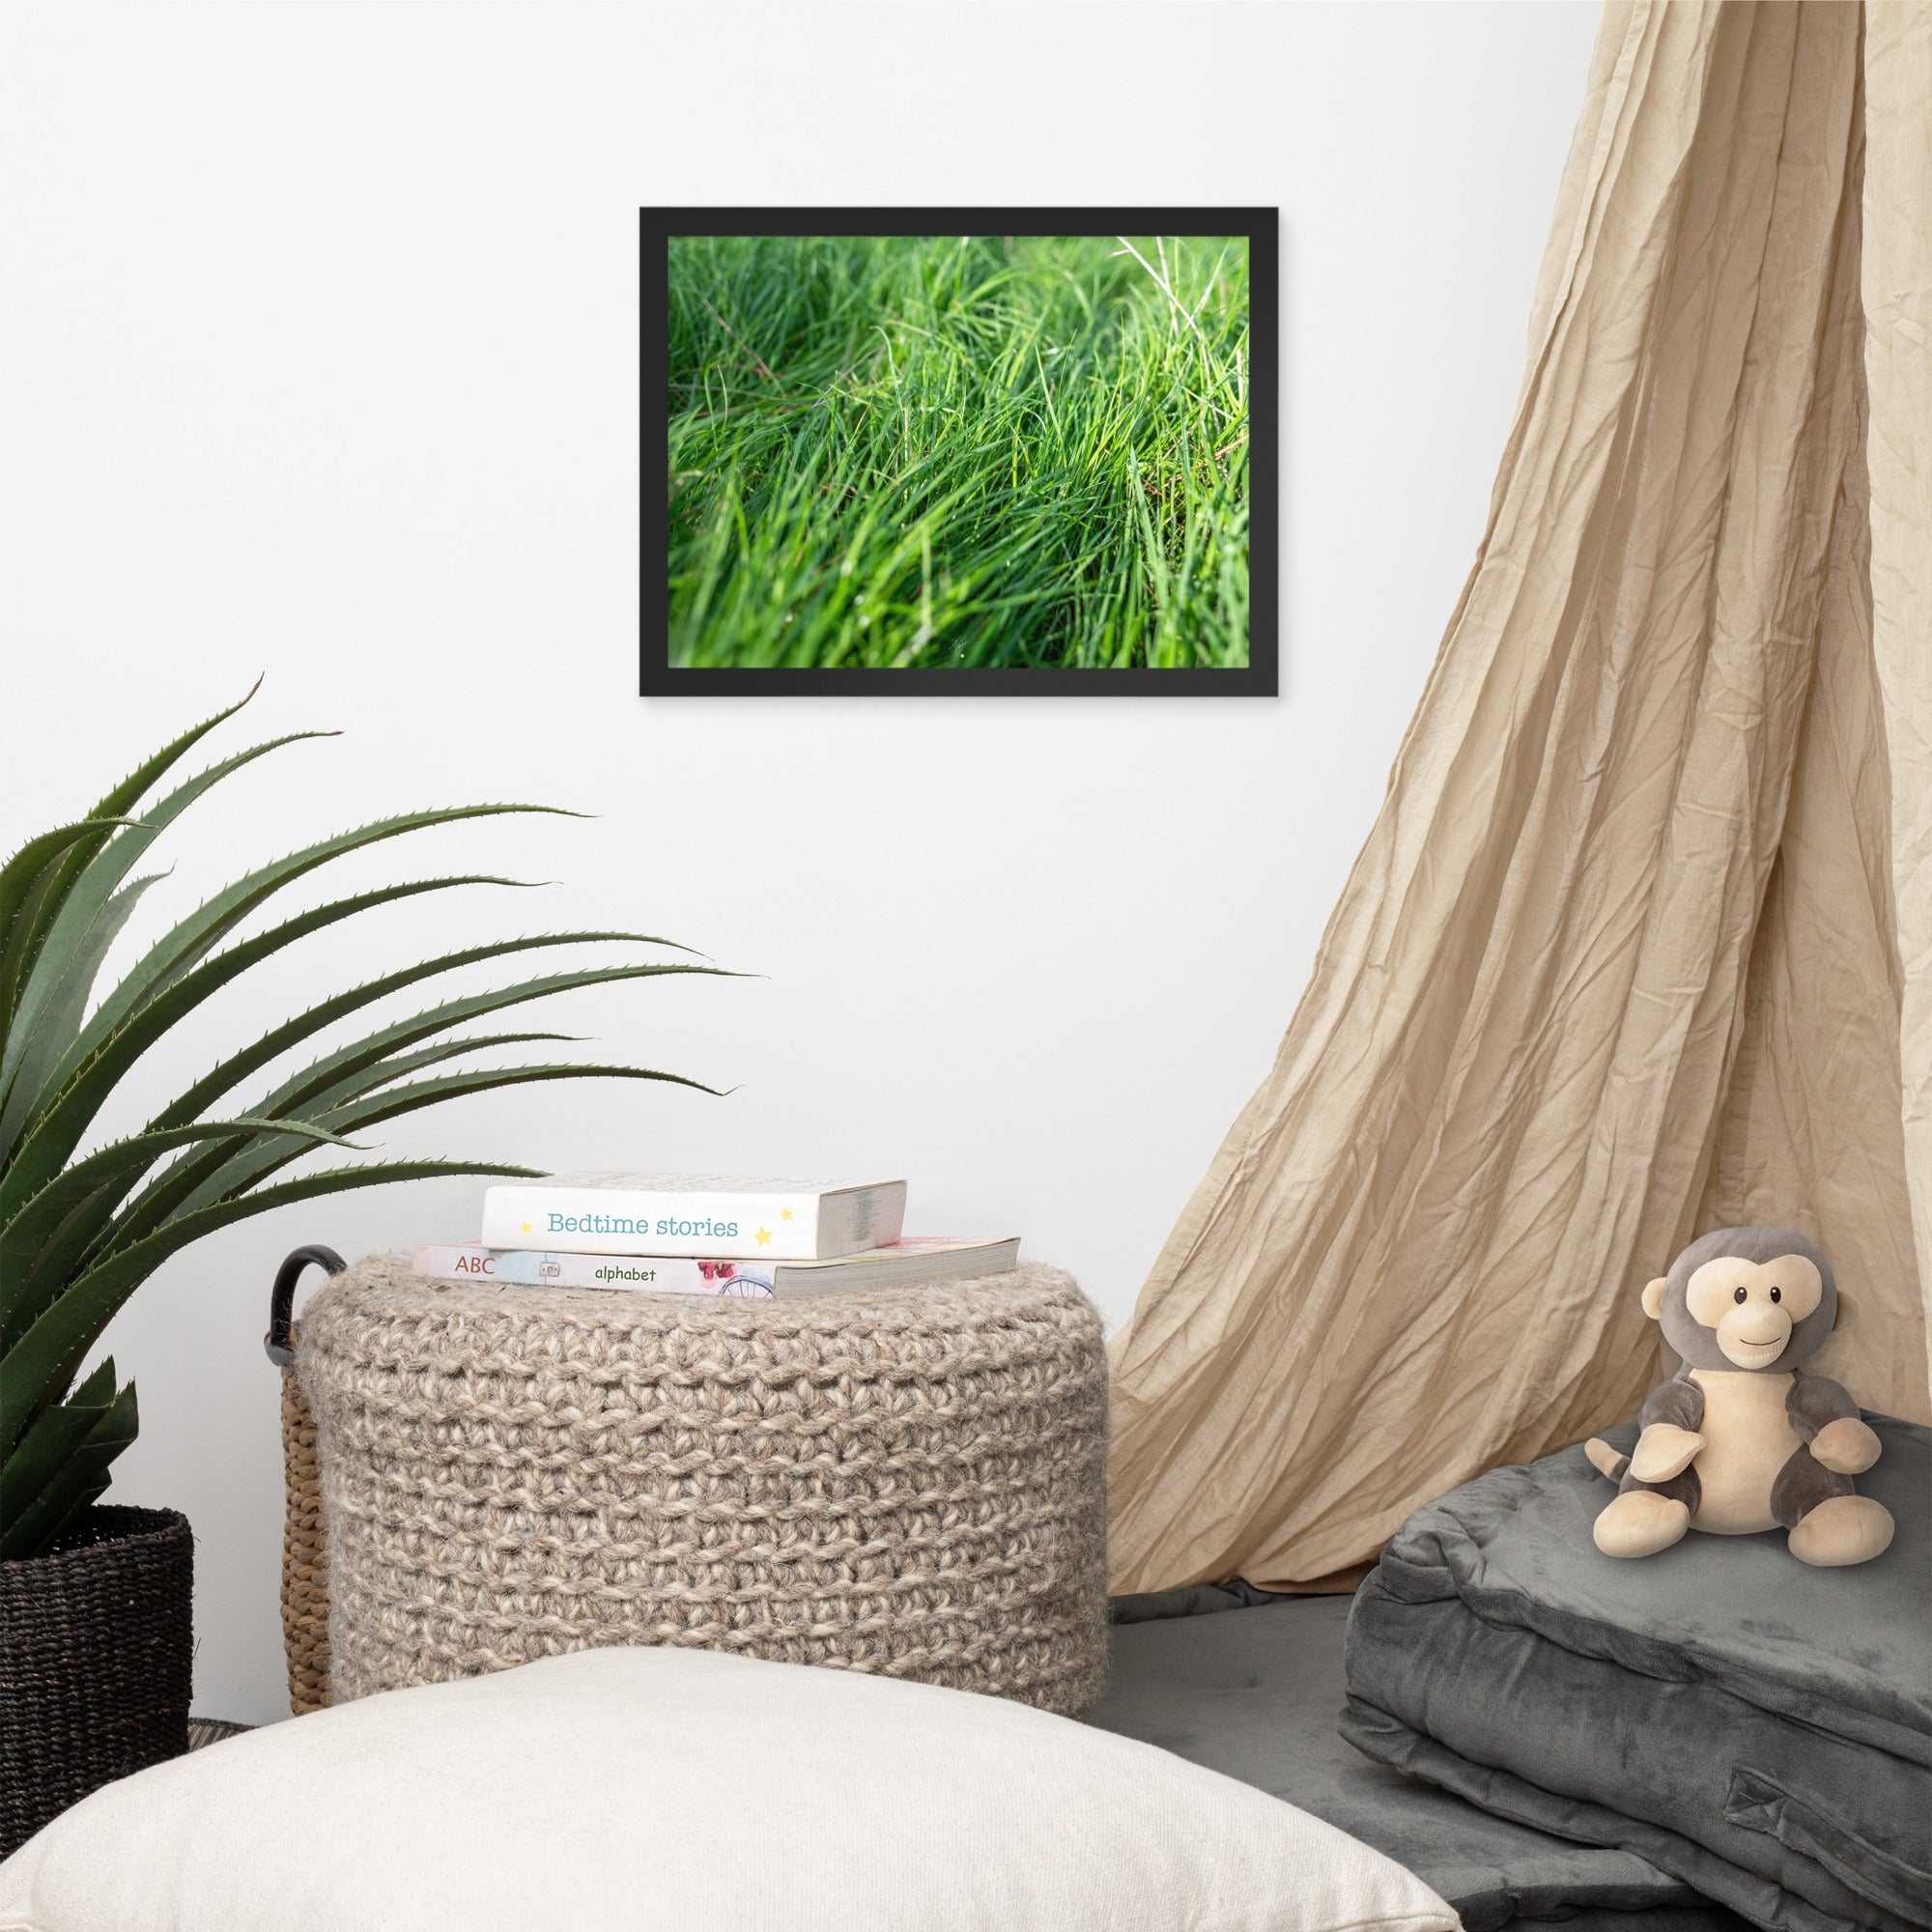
top-left (0, 1505), bottom-right (192, 1859)
top-left (295, 1252), bottom-right (1111, 1716)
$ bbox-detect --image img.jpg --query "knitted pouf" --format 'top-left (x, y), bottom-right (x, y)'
top-left (297, 1254), bottom-right (1110, 1717)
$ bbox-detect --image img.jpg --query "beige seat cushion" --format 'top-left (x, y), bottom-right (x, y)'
top-left (0, 1644), bottom-right (1458, 1932)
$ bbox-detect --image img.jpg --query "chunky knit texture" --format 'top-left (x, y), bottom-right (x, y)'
top-left (298, 1254), bottom-right (1110, 1715)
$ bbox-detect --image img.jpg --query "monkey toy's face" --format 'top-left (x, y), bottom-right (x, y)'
top-left (1641, 1226), bottom-right (1837, 1374)
top-left (1679, 1252), bottom-right (1822, 1367)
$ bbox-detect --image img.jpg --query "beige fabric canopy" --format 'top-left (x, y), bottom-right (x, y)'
top-left (1108, 0), bottom-right (1932, 1598)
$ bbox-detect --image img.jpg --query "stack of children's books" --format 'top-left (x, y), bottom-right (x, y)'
top-left (413, 1176), bottom-right (1020, 1300)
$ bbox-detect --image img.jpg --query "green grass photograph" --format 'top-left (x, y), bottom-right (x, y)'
top-left (664, 231), bottom-right (1253, 675)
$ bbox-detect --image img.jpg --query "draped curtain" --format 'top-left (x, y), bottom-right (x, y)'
top-left (1107, 0), bottom-right (1932, 1597)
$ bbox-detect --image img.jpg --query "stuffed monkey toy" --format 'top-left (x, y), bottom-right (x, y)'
top-left (1587, 1227), bottom-right (1894, 1567)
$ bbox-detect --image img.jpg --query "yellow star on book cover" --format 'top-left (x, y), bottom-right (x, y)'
top-left (520, 1221), bottom-right (531, 1235)
top-left (755, 1226), bottom-right (773, 1246)
top-left (781, 1208), bottom-right (793, 1220)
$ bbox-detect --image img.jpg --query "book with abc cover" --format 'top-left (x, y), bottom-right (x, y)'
top-left (412, 1236), bottom-right (1019, 1299)
top-left (477, 1176), bottom-right (907, 1260)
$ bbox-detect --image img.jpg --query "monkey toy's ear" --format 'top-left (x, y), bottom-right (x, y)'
top-left (1641, 1277), bottom-right (1668, 1321)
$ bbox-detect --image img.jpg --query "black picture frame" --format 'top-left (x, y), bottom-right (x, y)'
top-left (642, 207), bottom-right (1278, 696)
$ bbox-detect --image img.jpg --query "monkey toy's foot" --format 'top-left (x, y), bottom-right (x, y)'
top-left (1594, 1491), bottom-right (1690, 1559)
top-left (1788, 1494), bottom-right (1894, 1567)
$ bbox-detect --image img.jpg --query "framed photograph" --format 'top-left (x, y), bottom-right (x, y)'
top-left (642, 208), bottom-right (1277, 695)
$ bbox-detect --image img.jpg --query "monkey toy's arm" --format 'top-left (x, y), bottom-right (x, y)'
top-left (1787, 1375), bottom-right (1882, 1475)
top-left (1628, 1374), bottom-right (1706, 1484)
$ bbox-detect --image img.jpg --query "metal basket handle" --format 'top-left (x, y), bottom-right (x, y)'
top-left (265, 1245), bottom-right (347, 1368)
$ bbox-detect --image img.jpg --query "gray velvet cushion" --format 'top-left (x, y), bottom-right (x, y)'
top-left (1094, 1587), bottom-right (1752, 1932)
top-left (1341, 1417), bottom-right (1931, 1932)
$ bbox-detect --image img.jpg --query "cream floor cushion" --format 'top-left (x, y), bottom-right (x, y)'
top-left (0, 1645), bottom-right (1458, 1932)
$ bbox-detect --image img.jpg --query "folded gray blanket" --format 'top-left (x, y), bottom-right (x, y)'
top-left (1342, 1416), bottom-right (1931, 1932)
top-left (1096, 1587), bottom-right (1753, 1932)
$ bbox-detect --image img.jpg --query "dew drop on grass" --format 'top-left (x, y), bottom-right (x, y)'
top-left (859, 615), bottom-right (871, 629)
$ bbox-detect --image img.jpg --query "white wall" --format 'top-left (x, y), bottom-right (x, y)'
top-left (0, 1), bottom-right (1599, 1725)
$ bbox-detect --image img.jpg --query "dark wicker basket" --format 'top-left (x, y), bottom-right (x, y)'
top-left (0, 1504), bottom-right (193, 1858)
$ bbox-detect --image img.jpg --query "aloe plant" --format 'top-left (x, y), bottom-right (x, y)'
top-left (0, 688), bottom-right (725, 1561)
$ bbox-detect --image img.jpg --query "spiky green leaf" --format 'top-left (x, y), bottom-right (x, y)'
top-left (0, 1377), bottom-right (139, 1559)
top-left (107, 958), bottom-right (724, 1243)
top-left (0, 1115), bottom-right (359, 1343)
top-left (0, 682), bottom-right (263, 1036)
top-left (0, 871), bottom-right (165, 1150)
top-left (0, 1357), bottom-right (119, 1546)
top-left (62, 803), bottom-right (587, 1096)
top-left (0, 908), bottom-right (661, 1228)
top-left (148, 934), bottom-right (702, 1134)
top-left (2, 1159), bottom-right (542, 1452)
top-left (100, 1031), bottom-right (585, 1257)
top-left (156, 1062), bottom-right (715, 1225)
top-left (0, 729), bottom-right (336, 1148)
top-left (0, 820), bottom-right (141, 981)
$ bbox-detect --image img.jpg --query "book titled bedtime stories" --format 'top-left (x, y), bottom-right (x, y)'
top-left (477, 1176), bottom-right (907, 1261)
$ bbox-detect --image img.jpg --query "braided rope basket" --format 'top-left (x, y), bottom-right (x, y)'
top-left (267, 1246), bottom-right (344, 1717)
top-left (277, 1370), bottom-right (332, 1715)
top-left (279, 1250), bottom-right (1110, 1718)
